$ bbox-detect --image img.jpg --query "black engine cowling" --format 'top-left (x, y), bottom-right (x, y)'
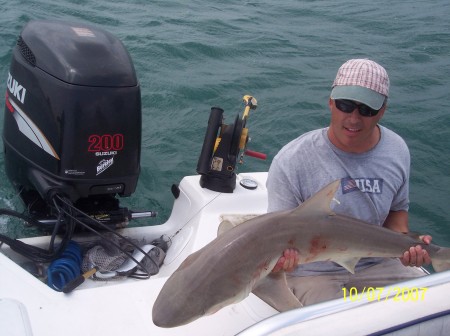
top-left (3, 20), bottom-right (141, 213)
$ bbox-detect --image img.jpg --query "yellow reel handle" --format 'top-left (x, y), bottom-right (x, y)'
top-left (242, 95), bottom-right (257, 120)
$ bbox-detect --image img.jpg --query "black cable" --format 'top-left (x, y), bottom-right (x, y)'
top-left (0, 194), bottom-right (159, 278)
top-left (0, 208), bottom-right (68, 263)
top-left (52, 195), bottom-right (155, 278)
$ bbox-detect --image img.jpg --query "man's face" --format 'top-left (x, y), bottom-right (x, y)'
top-left (327, 98), bottom-right (386, 153)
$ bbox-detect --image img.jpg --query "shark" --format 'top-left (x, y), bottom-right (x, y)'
top-left (152, 179), bottom-right (450, 328)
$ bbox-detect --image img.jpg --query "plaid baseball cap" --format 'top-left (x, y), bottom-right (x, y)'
top-left (330, 59), bottom-right (389, 110)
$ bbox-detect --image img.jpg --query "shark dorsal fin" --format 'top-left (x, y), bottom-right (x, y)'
top-left (292, 179), bottom-right (341, 217)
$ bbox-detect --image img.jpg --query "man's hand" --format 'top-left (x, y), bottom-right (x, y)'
top-left (400, 235), bottom-right (432, 267)
top-left (272, 248), bottom-right (299, 273)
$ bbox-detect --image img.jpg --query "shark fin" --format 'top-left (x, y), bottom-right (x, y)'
top-left (292, 179), bottom-right (341, 217)
top-left (252, 272), bottom-right (303, 312)
top-left (217, 214), bottom-right (260, 236)
top-left (217, 220), bottom-right (235, 236)
top-left (331, 257), bottom-right (360, 274)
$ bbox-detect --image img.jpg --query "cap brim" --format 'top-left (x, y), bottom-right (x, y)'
top-left (331, 86), bottom-right (386, 110)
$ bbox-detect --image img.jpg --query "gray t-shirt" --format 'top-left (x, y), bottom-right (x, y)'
top-left (266, 125), bottom-right (410, 275)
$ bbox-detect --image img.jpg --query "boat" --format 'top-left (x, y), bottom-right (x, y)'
top-left (3, 172), bottom-right (450, 335)
top-left (2, 20), bottom-right (450, 336)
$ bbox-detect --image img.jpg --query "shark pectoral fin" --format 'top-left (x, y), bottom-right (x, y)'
top-left (332, 257), bottom-right (360, 274)
top-left (252, 273), bottom-right (303, 312)
top-left (217, 220), bottom-right (235, 236)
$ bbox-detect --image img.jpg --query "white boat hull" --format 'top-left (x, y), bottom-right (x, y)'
top-left (2, 172), bottom-right (450, 335)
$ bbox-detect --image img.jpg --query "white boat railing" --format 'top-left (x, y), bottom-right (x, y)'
top-left (237, 270), bottom-right (450, 336)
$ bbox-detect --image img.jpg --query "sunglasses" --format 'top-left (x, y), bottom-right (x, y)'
top-left (334, 99), bottom-right (382, 117)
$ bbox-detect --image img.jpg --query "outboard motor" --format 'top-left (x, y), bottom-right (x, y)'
top-left (3, 20), bottom-right (142, 226)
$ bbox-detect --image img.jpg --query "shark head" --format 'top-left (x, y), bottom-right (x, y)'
top-left (152, 246), bottom-right (252, 328)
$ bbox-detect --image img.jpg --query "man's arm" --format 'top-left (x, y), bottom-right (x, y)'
top-left (383, 210), bottom-right (432, 267)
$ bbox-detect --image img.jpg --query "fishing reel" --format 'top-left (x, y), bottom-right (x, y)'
top-left (196, 95), bottom-right (266, 193)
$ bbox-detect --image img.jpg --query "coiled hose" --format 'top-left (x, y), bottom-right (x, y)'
top-left (47, 241), bottom-right (82, 291)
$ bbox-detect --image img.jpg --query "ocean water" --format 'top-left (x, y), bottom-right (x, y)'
top-left (0, 0), bottom-right (449, 244)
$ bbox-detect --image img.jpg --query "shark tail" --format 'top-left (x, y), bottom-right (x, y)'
top-left (431, 247), bottom-right (450, 272)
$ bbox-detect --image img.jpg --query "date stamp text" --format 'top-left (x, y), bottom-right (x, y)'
top-left (342, 287), bottom-right (428, 302)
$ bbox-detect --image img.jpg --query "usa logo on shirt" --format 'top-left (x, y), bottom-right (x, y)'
top-left (341, 177), bottom-right (383, 194)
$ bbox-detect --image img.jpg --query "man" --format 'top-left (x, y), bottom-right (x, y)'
top-left (266, 58), bottom-right (431, 305)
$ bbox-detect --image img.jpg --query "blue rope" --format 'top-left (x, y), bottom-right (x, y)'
top-left (47, 241), bottom-right (82, 291)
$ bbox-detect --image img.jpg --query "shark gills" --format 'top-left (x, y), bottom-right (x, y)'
top-left (152, 179), bottom-right (450, 328)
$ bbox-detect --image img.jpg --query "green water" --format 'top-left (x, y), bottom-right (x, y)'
top-left (0, 0), bottom-right (450, 245)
